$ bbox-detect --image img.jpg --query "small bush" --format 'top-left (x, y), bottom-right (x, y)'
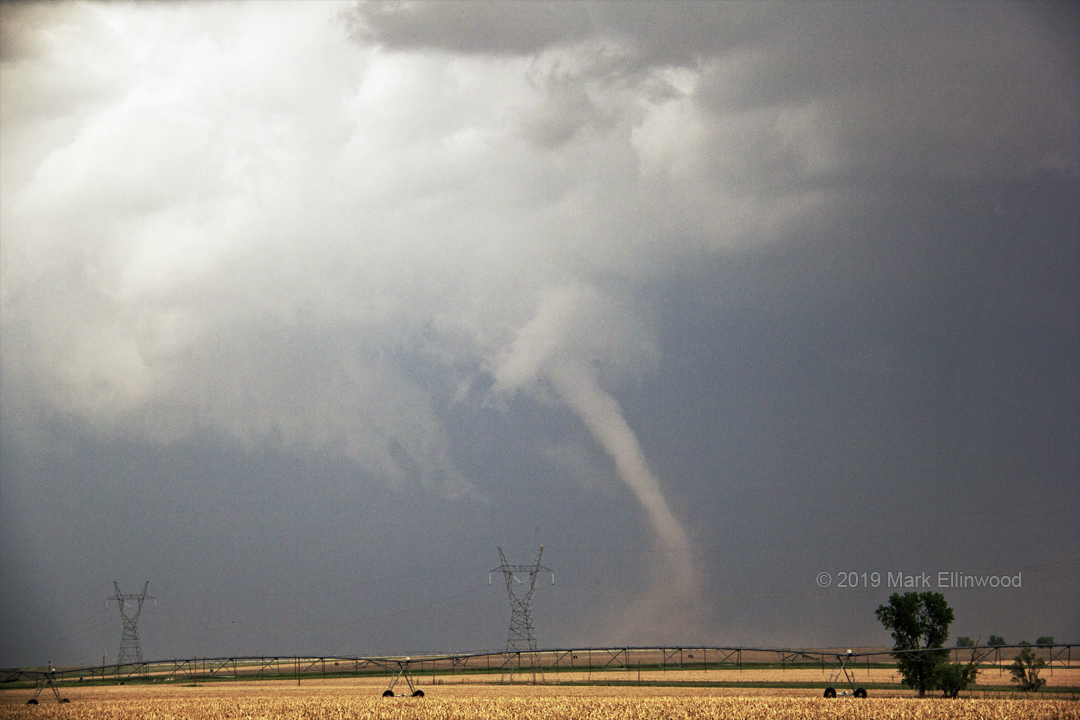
top-left (936, 662), bottom-right (979, 698)
top-left (1009, 647), bottom-right (1046, 692)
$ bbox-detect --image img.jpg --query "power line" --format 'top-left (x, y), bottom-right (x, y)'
top-left (108, 582), bottom-right (154, 667)
top-left (490, 546), bottom-right (553, 682)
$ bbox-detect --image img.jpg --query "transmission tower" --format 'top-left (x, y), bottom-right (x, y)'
top-left (490, 546), bottom-right (553, 682)
top-left (109, 581), bottom-right (154, 667)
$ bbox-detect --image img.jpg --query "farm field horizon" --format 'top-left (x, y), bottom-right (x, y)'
top-left (2, 678), bottom-right (1079, 719)
top-left (5, 650), bottom-right (1079, 700)
top-left (4, 643), bottom-right (1078, 718)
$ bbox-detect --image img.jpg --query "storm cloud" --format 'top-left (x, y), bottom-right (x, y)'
top-left (1, 1), bottom-right (1077, 665)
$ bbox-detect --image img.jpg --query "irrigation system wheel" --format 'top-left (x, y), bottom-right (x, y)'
top-left (823, 687), bottom-right (837, 698)
top-left (854, 688), bottom-right (867, 698)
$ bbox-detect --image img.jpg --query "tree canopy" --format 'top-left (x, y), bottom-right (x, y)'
top-left (875, 592), bottom-right (955, 697)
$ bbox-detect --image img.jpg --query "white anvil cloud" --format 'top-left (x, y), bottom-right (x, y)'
top-left (0, 3), bottom-right (812, 485)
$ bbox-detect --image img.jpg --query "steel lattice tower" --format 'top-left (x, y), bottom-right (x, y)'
top-left (491, 546), bottom-right (552, 682)
top-left (110, 581), bottom-right (153, 666)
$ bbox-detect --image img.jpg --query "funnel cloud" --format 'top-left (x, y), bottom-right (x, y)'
top-left (496, 284), bottom-right (697, 632)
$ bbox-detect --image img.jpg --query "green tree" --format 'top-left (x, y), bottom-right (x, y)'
top-left (955, 636), bottom-right (974, 647)
top-left (988, 635), bottom-right (1005, 646)
top-left (1036, 636), bottom-right (1054, 646)
top-left (935, 661), bottom-right (979, 698)
top-left (1009, 647), bottom-right (1047, 692)
top-left (875, 592), bottom-right (955, 697)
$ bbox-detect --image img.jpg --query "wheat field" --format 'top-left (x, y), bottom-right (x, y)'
top-left (2, 682), bottom-right (1078, 719)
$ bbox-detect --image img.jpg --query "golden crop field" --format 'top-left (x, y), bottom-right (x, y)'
top-left (1, 696), bottom-right (1079, 719)
top-left (511, 665), bottom-right (1080, 689)
top-left (2, 682), bottom-right (1078, 719)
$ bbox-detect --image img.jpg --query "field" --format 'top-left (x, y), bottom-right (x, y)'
top-left (4, 647), bottom-right (1077, 718)
top-left (3, 674), bottom-right (1079, 719)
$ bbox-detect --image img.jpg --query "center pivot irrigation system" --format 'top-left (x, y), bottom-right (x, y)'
top-left (380, 658), bottom-right (424, 698)
top-left (824, 651), bottom-right (867, 698)
top-left (22, 667), bottom-right (70, 705)
top-left (6, 643), bottom-right (1074, 704)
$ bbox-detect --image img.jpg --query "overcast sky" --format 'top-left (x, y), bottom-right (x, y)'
top-left (1, 1), bottom-right (1077, 668)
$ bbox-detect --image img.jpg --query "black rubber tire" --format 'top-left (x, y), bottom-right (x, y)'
top-left (823, 687), bottom-right (837, 698)
top-left (382, 689), bottom-right (394, 697)
top-left (26, 699), bottom-right (38, 705)
top-left (412, 690), bottom-right (425, 697)
top-left (60, 698), bottom-right (71, 703)
top-left (854, 688), bottom-right (867, 698)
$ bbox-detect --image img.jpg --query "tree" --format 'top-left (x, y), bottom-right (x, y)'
top-left (955, 636), bottom-right (974, 647)
top-left (1036, 636), bottom-right (1054, 646)
top-left (875, 592), bottom-right (955, 697)
top-left (935, 661), bottom-right (979, 698)
top-left (988, 635), bottom-right (1005, 646)
top-left (1009, 647), bottom-right (1047, 692)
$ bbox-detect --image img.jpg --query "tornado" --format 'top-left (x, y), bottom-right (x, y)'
top-left (545, 355), bottom-right (699, 638)
top-left (495, 285), bottom-right (699, 635)
top-left (545, 357), bottom-right (690, 559)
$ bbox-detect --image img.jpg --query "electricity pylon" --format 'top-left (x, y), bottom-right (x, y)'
top-left (490, 546), bottom-right (553, 682)
top-left (109, 581), bottom-right (154, 667)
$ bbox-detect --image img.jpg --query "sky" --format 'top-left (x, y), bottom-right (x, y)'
top-left (1, 0), bottom-right (1077, 668)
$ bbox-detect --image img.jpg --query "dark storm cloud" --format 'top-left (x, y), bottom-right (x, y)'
top-left (356, 1), bottom-right (1078, 188)
top-left (1, 1), bottom-right (1077, 666)
top-left (351, 1), bottom-right (593, 54)
top-left (0, 3), bottom-right (50, 62)
top-left (353, 0), bottom-right (763, 64)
